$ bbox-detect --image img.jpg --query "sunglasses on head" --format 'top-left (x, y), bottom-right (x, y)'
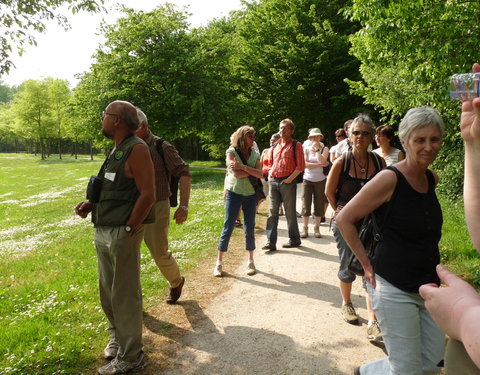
top-left (351, 130), bottom-right (371, 136)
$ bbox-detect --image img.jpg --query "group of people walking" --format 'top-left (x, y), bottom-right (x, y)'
top-left (214, 92), bottom-right (480, 374)
top-left (75, 60), bottom-right (480, 373)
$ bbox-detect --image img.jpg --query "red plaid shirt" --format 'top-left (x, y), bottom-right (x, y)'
top-left (268, 138), bottom-right (305, 178)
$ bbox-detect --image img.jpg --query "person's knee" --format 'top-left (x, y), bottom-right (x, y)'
top-left (338, 270), bottom-right (356, 283)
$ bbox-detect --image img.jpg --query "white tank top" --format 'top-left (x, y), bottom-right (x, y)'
top-left (304, 149), bottom-right (327, 182)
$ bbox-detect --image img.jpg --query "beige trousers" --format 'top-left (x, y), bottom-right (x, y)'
top-left (95, 225), bottom-right (144, 362)
top-left (444, 338), bottom-right (480, 375)
top-left (143, 200), bottom-right (182, 288)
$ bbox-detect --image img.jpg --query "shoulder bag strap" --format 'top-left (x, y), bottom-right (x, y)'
top-left (156, 138), bottom-right (170, 176)
top-left (292, 140), bottom-right (298, 168)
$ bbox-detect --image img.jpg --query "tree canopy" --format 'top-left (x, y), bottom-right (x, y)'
top-left (0, 0), bottom-right (104, 75)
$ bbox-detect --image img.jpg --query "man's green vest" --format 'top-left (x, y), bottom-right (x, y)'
top-left (92, 134), bottom-right (155, 226)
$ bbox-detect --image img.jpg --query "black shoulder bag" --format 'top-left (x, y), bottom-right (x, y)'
top-left (347, 167), bottom-right (398, 276)
top-left (156, 139), bottom-right (179, 207)
top-left (235, 148), bottom-right (266, 202)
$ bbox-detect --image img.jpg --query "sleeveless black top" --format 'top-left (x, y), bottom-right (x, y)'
top-left (335, 151), bottom-right (383, 216)
top-left (373, 166), bottom-right (442, 293)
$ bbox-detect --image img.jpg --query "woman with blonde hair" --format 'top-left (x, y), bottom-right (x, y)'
top-left (214, 126), bottom-right (263, 277)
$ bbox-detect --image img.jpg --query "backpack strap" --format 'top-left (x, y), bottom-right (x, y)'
top-left (342, 150), bottom-right (352, 174)
top-left (156, 138), bottom-right (169, 177)
top-left (369, 151), bottom-right (384, 174)
top-left (292, 139), bottom-right (298, 168)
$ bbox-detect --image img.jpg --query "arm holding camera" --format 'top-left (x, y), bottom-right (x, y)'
top-left (420, 62), bottom-right (480, 370)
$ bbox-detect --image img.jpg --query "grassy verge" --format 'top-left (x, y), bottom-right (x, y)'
top-left (0, 153), bottom-right (226, 374)
top-left (439, 196), bottom-right (480, 288)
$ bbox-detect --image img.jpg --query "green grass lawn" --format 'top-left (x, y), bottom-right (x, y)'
top-left (0, 153), bottom-right (226, 374)
top-left (0, 153), bottom-right (479, 374)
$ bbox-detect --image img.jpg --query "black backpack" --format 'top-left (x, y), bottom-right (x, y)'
top-left (156, 139), bottom-right (179, 207)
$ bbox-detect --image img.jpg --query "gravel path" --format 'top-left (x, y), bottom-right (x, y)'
top-left (160, 191), bottom-right (386, 375)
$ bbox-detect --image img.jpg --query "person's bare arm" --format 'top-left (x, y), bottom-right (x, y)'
top-left (461, 63), bottom-right (480, 250)
top-left (124, 143), bottom-right (156, 232)
top-left (335, 170), bottom-right (397, 288)
top-left (325, 156), bottom-right (343, 210)
top-left (173, 175), bottom-right (191, 224)
top-left (282, 142), bottom-right (305, 184)
top-left (420, 265), bottom-right (480, 368)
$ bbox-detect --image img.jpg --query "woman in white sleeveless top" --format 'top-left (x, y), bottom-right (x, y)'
top-left (301, 128), bottom-right (329, 238)
top-left (373, 125), bottom-right (405, 166)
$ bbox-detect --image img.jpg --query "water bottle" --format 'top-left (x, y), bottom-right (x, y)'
top-left (450, 73), bottom-right (480, 100)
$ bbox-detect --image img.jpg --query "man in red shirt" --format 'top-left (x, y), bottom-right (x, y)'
top-left (262, 119), bottom-right (305, 250)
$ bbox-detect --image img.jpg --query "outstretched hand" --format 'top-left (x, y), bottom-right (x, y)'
top-left (419, 265), bottom-right (480, 341)
top-left (460, 63), bottom-right (480, 143)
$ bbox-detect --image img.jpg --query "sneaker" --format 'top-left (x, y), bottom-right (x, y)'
top-left (213, 263), bottom-right (223, 277)
top-left (166, 276), bottom-right (185, 304)
top-left (282, 240), bottom-right (301, 248)
top-left (367, 320), bottom-right (382, 342)
top-left (97, 352), bottom-right (146, 374)
top-left (261, 243), bottom-right (277, 251)
top-left (103, 338), bottom-right (119, 360)
top-left (342, 302), bottom-right (359, 325)
top-left (314, 226), bottom-right (322, 238)
top-left (246, 262), bottom-right (256, 276)
top-left (300, 226), bottom-right (308, 238)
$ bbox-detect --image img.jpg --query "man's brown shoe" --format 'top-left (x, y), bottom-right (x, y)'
top-left (166, 276), bottom-right (185, 304)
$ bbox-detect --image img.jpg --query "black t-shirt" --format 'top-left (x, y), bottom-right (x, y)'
top-left (373, 167), bottom-right (442, 293)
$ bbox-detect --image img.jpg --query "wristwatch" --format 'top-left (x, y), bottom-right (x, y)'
top-left (125, 225), bottom-right (132, 233)
top-left (179, 205), bottom-right (188, 211)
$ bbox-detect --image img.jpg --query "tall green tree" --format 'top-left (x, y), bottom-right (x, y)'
top-left (12, 79), bottom-right (52, 159)
top-left (0, 0), bottom-right (104, 75)
top-left (234, 0), bottom-right (365, 140)
top-left (345, 0), bottom-right (480, 195)
top-left (74, 4), bottom-right (247, 158)
top-left (47, 78), bottom-right (70, 159)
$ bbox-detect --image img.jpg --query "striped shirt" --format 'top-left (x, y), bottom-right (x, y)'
top-left (144, 130), bottom-right (191, 201)
top-left (269, 138), bottom-right (305, 178)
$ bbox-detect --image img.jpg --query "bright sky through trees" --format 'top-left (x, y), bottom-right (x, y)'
top-left (2, 0), bottom-right (242, 87)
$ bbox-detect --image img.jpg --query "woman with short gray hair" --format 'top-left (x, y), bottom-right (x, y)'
top-left (336, 106), bottom-right (445, 374)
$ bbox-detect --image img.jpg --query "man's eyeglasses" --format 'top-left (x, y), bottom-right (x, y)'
top-left (101, 111), bottom-right (120, 120)
top-left (351, 130), bottom-right (371, 137)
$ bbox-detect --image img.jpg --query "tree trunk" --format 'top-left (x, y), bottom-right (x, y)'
top-left (58, 138), bottom-right (62, 160)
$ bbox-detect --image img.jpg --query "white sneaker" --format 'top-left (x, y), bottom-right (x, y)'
top-left (213, 263), bottom-right (223, 277)
top-left (246, 262), bottom-right (256, 276)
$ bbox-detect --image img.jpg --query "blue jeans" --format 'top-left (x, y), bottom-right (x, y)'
top-left (218, 190), bottom-right (257, 251)
top-left (360, 275), bottom-right (445, 375)
top-left (265, 179), bottom-right (300, 245)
